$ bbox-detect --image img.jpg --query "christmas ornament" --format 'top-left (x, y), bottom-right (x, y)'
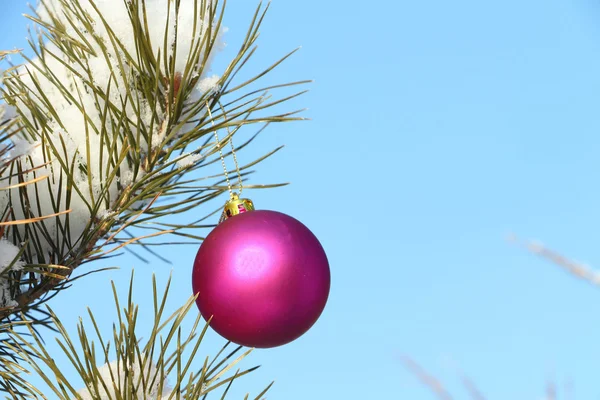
top-left (191, 104), bottom-right (330, 348)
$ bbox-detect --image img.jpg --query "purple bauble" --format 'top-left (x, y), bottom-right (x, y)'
top-left (192, 210), bottom-right (330, 348)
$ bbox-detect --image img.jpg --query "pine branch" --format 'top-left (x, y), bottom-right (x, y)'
top-left (400, 355), bottom-right (454, 400)
top-left (0, 0), bottom-right (307, 393)
top-left (8, 272), bottom-right (270, 399)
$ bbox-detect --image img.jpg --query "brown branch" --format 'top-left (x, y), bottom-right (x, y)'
top-left (0, 191), bottom-right (174, 319)
top-left (508, 234), bottom-right (600, 286)
top-left (460, 374), bottom-right (486, 400)
top-left (1, 224), bottom-right (113, 317)
top-left (545, 380), bottom-right (556, 400)
top-left (400, 355), bottom-right (453, 400)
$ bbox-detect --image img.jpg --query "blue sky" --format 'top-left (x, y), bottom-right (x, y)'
top-left (4, 0), bottom-right (600, 398)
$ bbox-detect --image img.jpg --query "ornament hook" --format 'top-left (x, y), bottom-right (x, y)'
top-left (218, 193), bottom-right (255, 223)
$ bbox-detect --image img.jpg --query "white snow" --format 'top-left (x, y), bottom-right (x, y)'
top-left (0, 238), bottom-right (25, 271)
top-left (0, 239), bottom-right (25, 308)
top-left (0, 0), bottom-right (226, 263)
top-left (97, 209), bottom-right (115, 220)
top-left (176, 152), bottom-right (202, 168)
top-left (197, 75), bottom-right (222, 95)
top-left (0, 103), bottom-right (16, 122)
top-left (76, 359), bottom-right (172, 400)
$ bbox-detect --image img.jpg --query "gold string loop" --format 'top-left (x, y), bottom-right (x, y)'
top-left (205, 101), bottom-right (243, 199)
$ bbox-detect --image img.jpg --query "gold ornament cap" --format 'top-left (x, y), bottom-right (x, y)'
top-left (219, 193), bottom-right (255, 223)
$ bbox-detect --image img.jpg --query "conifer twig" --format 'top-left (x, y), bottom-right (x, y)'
top-left (508, 234), bottom-right (600, 286)
top-left (400, 355), bottom-right (453, 400)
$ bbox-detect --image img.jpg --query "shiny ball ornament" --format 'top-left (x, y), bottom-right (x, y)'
top-left (192, 196), bottom-right (330, 348)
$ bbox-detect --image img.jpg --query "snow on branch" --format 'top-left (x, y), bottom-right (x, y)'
top-left (76, 359), bottom-right (172, 400)
top-left (1, 0), bottom-right (226, 264)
